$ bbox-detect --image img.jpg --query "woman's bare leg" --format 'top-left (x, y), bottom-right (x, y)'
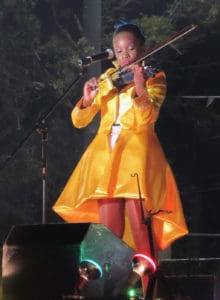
top-left (98, 198), bottom-right (125, 238)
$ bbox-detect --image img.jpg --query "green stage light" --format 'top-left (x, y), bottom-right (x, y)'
top-left (127, 287), bottom-right (137, 299)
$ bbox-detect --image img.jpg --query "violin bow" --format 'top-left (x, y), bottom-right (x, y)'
top-left (120, 23), bottom-right (198, 73)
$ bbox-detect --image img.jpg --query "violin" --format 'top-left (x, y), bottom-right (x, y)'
top-left (110, 65), bottom-right (158, 88)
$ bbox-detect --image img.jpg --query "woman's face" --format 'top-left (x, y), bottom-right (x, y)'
top-left (113, 31), bottom-right (145, 67)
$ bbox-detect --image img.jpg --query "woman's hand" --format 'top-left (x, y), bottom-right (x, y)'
top-left (132, 64), bottom-right (146, 97)
top-left (81, 77), bottom-right (99, 108)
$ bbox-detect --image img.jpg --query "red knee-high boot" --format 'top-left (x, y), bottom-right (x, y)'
top-left (126, 199), bottom-right (158, 296)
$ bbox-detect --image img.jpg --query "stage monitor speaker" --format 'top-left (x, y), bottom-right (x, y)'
top-left (2, 223), bottom-right (135, 300)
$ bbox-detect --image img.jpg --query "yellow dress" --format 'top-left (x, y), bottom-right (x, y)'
top-left (52, 67), bottom-right (188, 250)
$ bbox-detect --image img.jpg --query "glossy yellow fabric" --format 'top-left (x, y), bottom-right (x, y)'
top-left (52, 67), bottom-right (188, 250)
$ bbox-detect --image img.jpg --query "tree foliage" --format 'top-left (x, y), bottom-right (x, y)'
top-left (0, 0), bottom-right (95, 241)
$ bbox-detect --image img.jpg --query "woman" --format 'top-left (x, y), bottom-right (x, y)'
top-left (53, 22), bottom-right (188, 294)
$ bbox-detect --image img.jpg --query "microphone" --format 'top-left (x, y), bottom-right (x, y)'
top-left (78, 48), bottom-right (114, 67)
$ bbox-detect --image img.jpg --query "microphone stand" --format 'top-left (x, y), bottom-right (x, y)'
top-left (36, 120), bottom-right (48, 224)
top-left (1, 68), bottom-right (87, 224)
top-left (131, 173), bottom-right (174, 300)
